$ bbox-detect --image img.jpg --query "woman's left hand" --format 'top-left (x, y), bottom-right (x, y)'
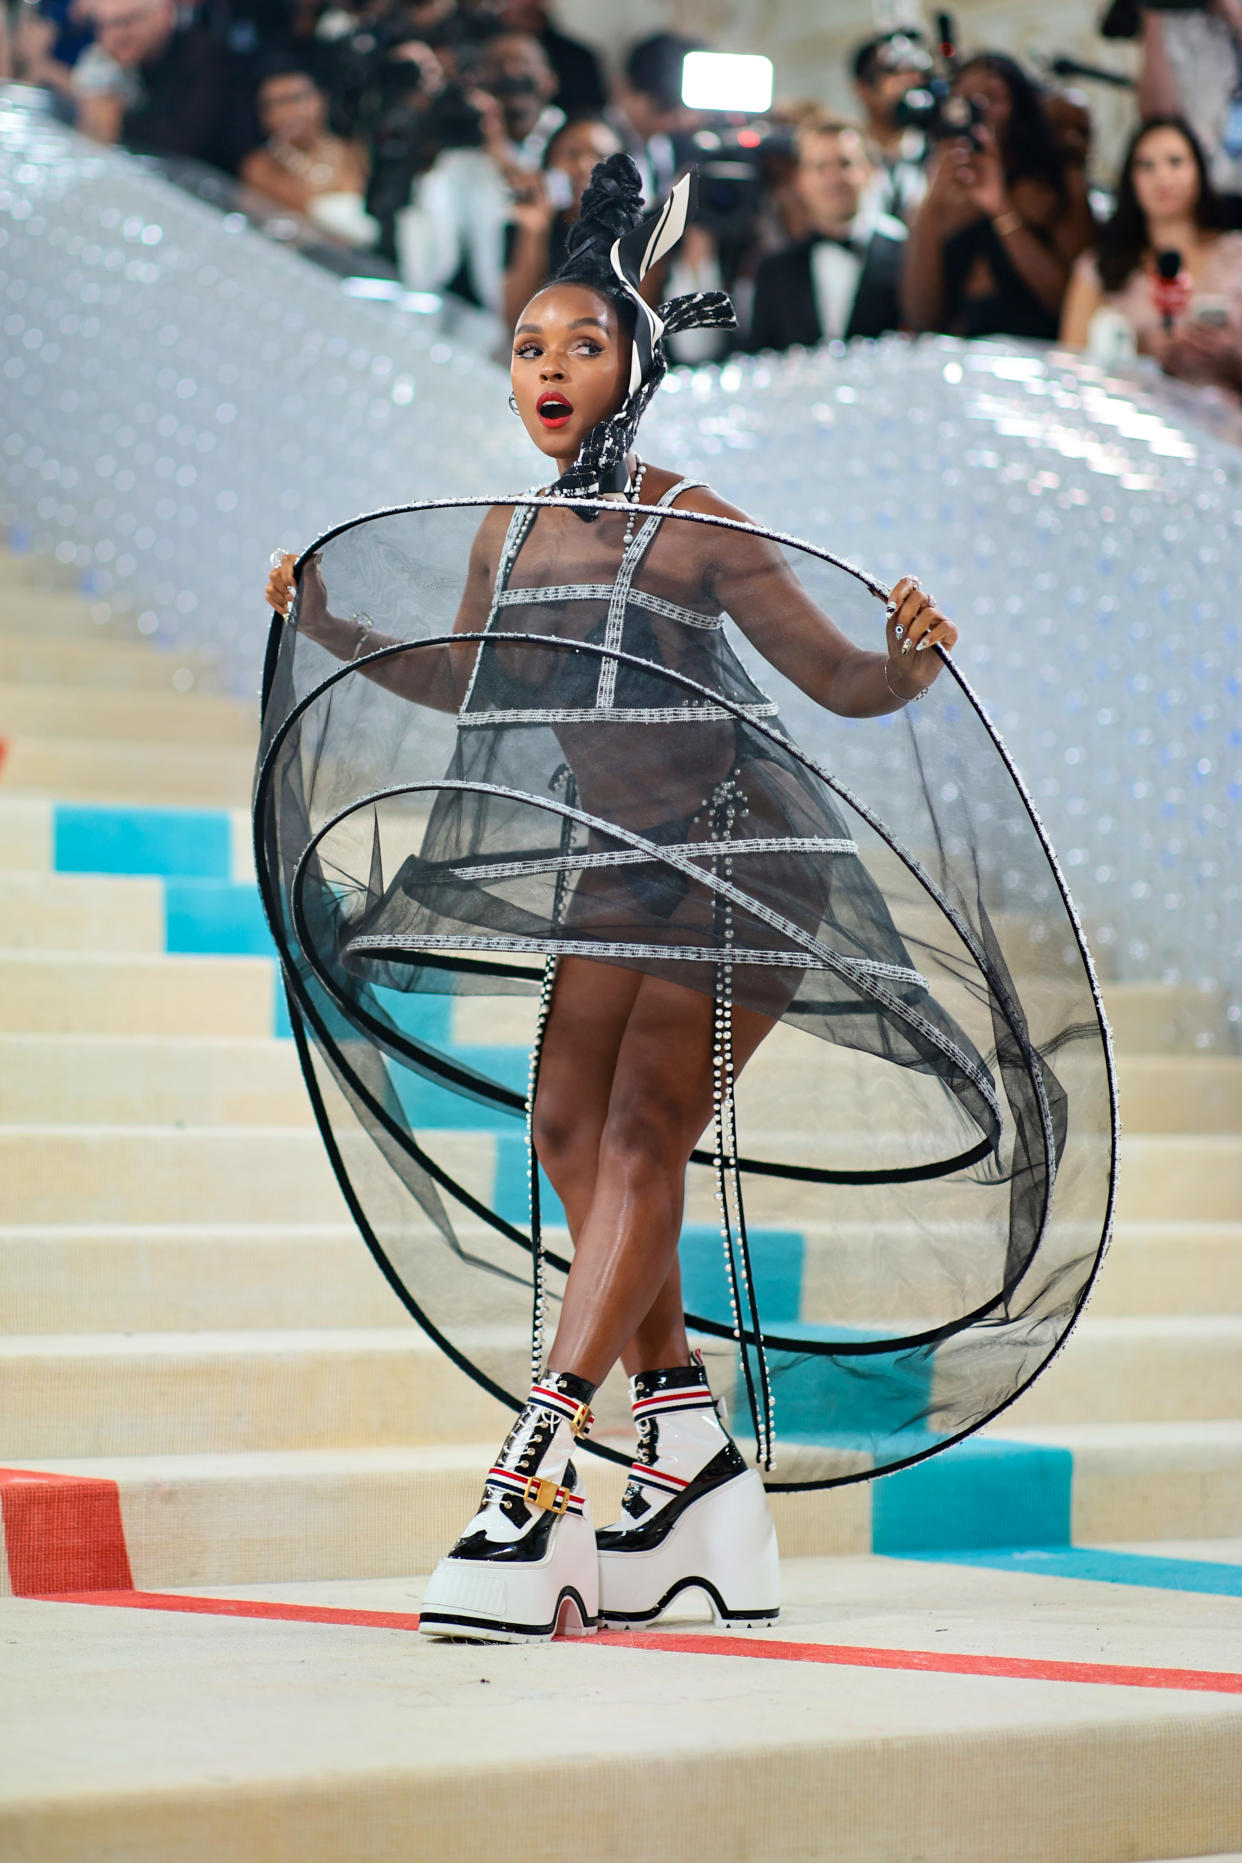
top-left (952, 123), bottom-right (1008, 221)
top-left (886, 575), bottom-right (958, 698)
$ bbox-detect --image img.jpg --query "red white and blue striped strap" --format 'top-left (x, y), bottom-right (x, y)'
top-left (486, 1467), bottom-right (586, 1516)
top-left (628, 1462), bottom-right (690, 1498)
top-left (632, 1386), bottom-right (716, 1422)
top-left (530, 1383), bottom-right (593, 1434)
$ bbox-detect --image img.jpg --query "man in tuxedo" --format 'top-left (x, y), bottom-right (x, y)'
top-left (749, 116), bottom-right (907, 352)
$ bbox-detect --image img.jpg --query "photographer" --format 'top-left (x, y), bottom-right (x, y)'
top-left (850, 30), bottom-right (931, 224)
top-left (608, 32), bottom-right (704, 202)
top-left (501, 114), bottom-right (621, 330)
top-left (1060, 115), bottom-right (1242, 393)
top-left (749, 116), bottom-right (907, 351)
top-left (487, 0), bottom-right (606, 116)
top-left (901, 51), bottom-right (1093, 339)
top-left (71, 0), bottom-right (257, 172)
top-left (394, 28), bottom-right (563, 314)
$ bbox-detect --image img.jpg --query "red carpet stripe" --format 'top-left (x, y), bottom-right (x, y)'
top-left (37, 1589), bottom-right (1242, 1695)
top-left (0, 1469), bottom-right (133, 1596)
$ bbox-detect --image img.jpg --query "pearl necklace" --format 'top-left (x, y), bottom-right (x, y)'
top-left (268, 137), bottom-right (345, 190)
top-left (622, 457), bottom-right (647, 547)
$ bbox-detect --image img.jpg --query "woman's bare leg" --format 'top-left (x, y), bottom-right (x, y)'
top-left (533, 957), bottom-right (687, 1374)
top-left (541, 971), bottom-right (774, 1387)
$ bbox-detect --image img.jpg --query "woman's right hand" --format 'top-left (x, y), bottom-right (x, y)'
top-left (509, 172), bottom-right (555, 237)
top-left (265, 552), bottom-right (297, 615)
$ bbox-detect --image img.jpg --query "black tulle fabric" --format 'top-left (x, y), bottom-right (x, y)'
top-left (253, 491), bottom-right (1117, 1490)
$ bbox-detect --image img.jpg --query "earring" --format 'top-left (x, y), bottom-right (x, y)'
top-left (508, 392), bottom-right (519, 414)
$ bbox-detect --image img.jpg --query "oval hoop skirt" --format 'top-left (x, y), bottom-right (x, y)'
top-left (253, 493), bottom-right (1117, 1490)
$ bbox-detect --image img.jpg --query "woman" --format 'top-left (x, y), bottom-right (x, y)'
top-left (265, 156), bottom-right (959, 1642)
top-left (902, 52), bottom-right (1093, 339)
top-left (1060, 116), bottom-right (1242, 394)
top-left (240, 60), bottom-right (375, 247)
top-left (502, 115), bottom-right (623, 333)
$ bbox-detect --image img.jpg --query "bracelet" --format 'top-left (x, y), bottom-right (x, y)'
top-left (992, 209), bottom-right (1023, 238)
top-left (349, 611), bottom-right (375, 659)
top-left (884, 655), bottom-right (926, 704)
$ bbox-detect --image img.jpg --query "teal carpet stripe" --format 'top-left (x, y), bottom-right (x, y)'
top-left (164, 880), bottom-right (272, 955)
top-left (900, 1547), bottom-right (1242, 1596)
top-left (872, 1439), bottom-right (1074, 1555)
top-left (54, 804), bottom-right (231, 878)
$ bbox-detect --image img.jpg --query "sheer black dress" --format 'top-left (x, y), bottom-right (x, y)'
top-left (253, 481), bottom-right (1116, 1489)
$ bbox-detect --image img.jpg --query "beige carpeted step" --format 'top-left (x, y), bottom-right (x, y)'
top-left (6, 1423), bottom-right (1242, 1590)
top-left (4, 1217), bottom-right (1238, 1339)
top-left (1115, 1135), bottom-right (1242, 1222)
top-left (0, 1327), bottom-right (521, 1458)
top-left (0, 681), bottom-right (254, 746)
top-left (0, 735), bottom-right (256, 806)
top-left (1003, 1420), bottom-right (1242, 1543)
top-left (1, 1117), bottom-right (1221, 1230)
top-left (0, 634), bottom-right (217, 692)
top-left (0, 1124), bottom-right (491, 1224)
top-left (7, 1312), bottom-right (1241, 1463)
top-left (0, 872), bottom-right (165, 951)
top-left (0, 951), bottom-right (276, 1036)
top-left (998, 1317), bottom-right (1242, 1426)
top-left (0, 1034), bottom-right (310, 1123)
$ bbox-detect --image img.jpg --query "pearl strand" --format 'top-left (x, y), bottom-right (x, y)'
top-left (708, 779), bottom-right (775, 1471)
top-left (622, 458), bottom-right (647, 547)
top-left (526, 763), bottom-right (575, 1384)
top-left (526, 951), bottom-right (558, 1385)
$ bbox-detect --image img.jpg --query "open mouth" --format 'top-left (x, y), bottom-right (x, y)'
top-left (536, 393), bottom-right (574, 428)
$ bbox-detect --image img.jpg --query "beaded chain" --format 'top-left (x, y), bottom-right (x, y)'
top-left (526, 764), bottom-right (576, 1384)
top-left (708, 778), bottom-right (776, 1471)
top-left (622, 458), bottom-right (648, 547)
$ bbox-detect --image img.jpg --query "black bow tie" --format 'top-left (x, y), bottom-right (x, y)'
top-left (813, 232), bottom-right (863, 256)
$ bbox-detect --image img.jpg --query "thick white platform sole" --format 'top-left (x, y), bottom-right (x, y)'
top-left (418, 1504), bottom-right (600, 1644)
top-left (598, 1468), bottom-right (780, 1628)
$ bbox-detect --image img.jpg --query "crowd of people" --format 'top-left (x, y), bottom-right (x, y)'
top-left (6, 0), bottom-right (1242, 401)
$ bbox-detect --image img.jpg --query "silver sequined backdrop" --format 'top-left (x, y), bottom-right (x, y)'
top-left (1, 98), bottom-right (1238, 1037)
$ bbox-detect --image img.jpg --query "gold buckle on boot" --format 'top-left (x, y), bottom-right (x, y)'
top-left (569, 1401), bottom-right (594, 1439)
top-left (523, 1476), bottom-right (571, 1514)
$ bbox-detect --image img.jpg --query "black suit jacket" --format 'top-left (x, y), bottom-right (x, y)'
top-left (749, 231), bottom-right (905, 352)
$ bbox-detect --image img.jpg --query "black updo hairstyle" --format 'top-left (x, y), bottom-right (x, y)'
top-left (550, 151), bottom-right (647, 336)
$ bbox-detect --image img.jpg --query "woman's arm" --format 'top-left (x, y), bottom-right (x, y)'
top-left (1137, 8), bottom-right (1181, 118)
top-left (1059, 254), bottom-right (1103, 347)
top-left (680, 489), bottom-right (957, 716)
top-left (503, 179), bottom-right (556, 334)
top-left (900, 151), bottom-right (957, 332)
top-left (263, 508), bottom-right (506, 714)
top-left (955, 132), bottom-right (1074, 318)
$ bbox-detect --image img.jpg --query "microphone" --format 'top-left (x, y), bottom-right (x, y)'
top-left (936, 11), bottom-right (957, 66)
top-left (1153, 248), bottom-right (1188, 334)
top-left (1047, 55), bottom-right (1135, 90)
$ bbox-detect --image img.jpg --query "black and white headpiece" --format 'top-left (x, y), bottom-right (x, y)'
top-left (548, 168), bottom-right (736, 516)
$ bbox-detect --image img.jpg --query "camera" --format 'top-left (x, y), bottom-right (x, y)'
top-left (893, 85), bottom-right (988, 149)
top-left (688, 122), bottom-right (796, 245)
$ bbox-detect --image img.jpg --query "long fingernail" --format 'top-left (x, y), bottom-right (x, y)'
top-left (885, 600), bottom-right (897, 616)
top-left (894, 623), bottom-right (904, 639)
top-left (915, 638), bottom-right (929, 652)
top-left (901, 639), bottom-right (912, 654)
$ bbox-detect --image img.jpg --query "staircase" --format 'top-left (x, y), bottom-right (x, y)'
top-left (2, 541), bottom-right (1241, 1861)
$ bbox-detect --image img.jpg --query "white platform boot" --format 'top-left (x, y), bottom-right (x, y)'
top-left (596, 1356), bottom-right (780, 1628)
top-left (419, 1370), bottom-right (599, 1643)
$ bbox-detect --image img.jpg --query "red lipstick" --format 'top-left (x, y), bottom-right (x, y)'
top-left (536, 390), bottom-right (574, 429)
